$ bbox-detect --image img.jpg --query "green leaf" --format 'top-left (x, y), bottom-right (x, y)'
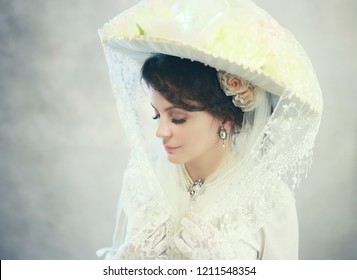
top-left (136, 23), bottom-right (145, 36)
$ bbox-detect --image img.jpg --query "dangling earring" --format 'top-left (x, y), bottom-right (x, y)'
top-left (218, 126), bottom-right (228, 148)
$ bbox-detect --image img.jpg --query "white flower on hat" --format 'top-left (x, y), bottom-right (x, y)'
top-left (217, 71), bottom-right (258, 112)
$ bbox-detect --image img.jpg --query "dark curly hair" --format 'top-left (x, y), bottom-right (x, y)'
top-left (141, 54), bottom-right (244, 130)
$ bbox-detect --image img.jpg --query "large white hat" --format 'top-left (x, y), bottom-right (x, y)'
top-left (100, 0), bottom-right (322, 114)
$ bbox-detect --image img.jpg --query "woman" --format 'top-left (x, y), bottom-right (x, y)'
top-left (98, 0), bottom-right (322, 259)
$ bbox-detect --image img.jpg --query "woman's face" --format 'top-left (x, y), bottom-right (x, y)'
top-left (150, 88), bottom-right (225, 165)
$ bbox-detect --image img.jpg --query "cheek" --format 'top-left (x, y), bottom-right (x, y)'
top-left (180, 122), bottom-right (218, 147)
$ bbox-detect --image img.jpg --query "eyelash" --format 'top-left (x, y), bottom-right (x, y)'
top-left (152, 114), bottom-right (186, 125)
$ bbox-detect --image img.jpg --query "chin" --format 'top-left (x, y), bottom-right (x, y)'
top-left (166, 155), bottom-right (184, 164)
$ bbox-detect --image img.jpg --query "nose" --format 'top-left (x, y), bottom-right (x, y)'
top-left (156, 118), bottom-right (172, 139)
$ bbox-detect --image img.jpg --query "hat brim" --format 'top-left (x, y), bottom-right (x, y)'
top-left (109, 36), bottom-right (285, 97)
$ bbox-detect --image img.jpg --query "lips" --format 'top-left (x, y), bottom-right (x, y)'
top-left (164, 145), bottom-right (180, 152)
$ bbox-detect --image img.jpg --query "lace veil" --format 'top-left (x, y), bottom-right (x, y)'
top-left (98, 0), bottom-right (322, 258)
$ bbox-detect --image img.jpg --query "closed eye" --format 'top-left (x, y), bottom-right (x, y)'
top-left (172, 118), bottom-right (186, 125)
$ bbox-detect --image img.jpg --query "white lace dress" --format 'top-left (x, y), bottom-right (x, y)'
top-left (104, 152), bottom-right (299, 260)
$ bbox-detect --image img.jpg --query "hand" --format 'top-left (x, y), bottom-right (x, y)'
top-left (174, 214), bottom-right (236, 259)
top-left (116, 216), bottom-right (169, 260)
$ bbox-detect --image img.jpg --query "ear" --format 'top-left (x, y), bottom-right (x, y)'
top-left (221, 119), bottom-right (233, 132)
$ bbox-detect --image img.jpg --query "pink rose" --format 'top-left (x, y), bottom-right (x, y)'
top-left (218, 71), bottom-right (250, 96)
top-left (217, 71), bottom-right (258, 112)
top-left (232, 86), bottom-right (257, 112)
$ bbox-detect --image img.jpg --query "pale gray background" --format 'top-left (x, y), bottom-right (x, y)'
top-left (0, 0), bottom-right (356, 259)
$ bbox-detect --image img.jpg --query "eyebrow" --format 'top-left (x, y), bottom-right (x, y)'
top-left (150, 103), bottom-right (184, 112)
